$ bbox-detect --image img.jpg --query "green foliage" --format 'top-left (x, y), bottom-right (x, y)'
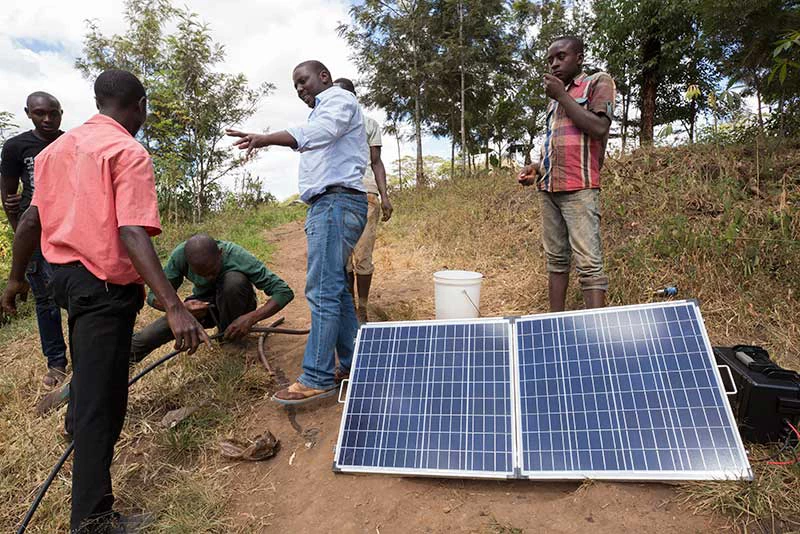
top-left (75, 0), bottom-right (274, 222)
top-left (771, 29), bottom-right (800, 85)
top-left (153, 202), bottom-right (306, 262)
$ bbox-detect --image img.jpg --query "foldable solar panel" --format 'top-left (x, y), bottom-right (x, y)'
top-left (334, 318), bottom-right (516, 478)
top-left (514, 301), bottom-right (752, 480)
top-left (334, 302), bottom-right (752, 481)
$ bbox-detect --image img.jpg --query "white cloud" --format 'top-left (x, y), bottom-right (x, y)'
top-left (0, 0), bottom-right (450, 200)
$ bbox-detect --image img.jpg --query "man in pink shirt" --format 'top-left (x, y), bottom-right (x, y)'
top-left (2, 70), bottom-right (209, 533)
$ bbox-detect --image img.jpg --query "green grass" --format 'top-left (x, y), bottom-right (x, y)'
top-left (154, 202), bottom-right (306, 261)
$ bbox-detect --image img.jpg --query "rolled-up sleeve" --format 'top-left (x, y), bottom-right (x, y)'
top-left (589, 73), bottom-right (616, 119)
top-left (285, 92), bottom-right (356, 153)
top-left (112, 149), bottom-right (162, 236)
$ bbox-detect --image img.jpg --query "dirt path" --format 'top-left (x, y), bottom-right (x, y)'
top-left (225, 220), bottom-right (723, 533)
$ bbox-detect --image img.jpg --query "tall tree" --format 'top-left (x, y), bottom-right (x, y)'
top-left (76, 0), bottom-right (272, 220)
top-left (594, 0), bottom-right (710, 145)
top-left (699, 0), bottom-right (800, 132)
top-left (340, 0), bottom-right (438, 187)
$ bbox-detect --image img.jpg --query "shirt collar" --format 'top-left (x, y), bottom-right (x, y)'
top-left (85, 113), bottom-right (134, 137)
top-left (313, 85), bottom-right (345, 107)
top-left (568, 72), bottom-right (589, 90)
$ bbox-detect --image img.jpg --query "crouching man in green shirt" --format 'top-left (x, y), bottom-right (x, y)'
top-left (131, 233), bottom-right (294, 361)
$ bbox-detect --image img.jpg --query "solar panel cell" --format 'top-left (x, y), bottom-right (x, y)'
top-left (335, 319), bottom-right (516, 477)
top-left (335, 302), bottom-right (751, 481)
top-left (515, 302), bottom-right (752, 480)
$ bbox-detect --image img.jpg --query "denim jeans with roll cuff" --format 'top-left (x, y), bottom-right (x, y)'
top-left (299, 192), bottom-right (367, 390)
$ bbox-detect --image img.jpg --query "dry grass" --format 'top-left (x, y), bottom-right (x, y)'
top-left (0, 203), bottom-right (304, 533)
top-left (378, 141), bottom-right (800, 530)
top-left (0, 307), bottom-right (282, 533)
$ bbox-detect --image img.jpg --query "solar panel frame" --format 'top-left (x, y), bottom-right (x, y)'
top-left (333, 317), bottom-right (519, 479)
top-left (512, 301), bottom-right (753, 481)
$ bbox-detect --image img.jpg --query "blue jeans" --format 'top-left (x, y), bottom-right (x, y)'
top-left (539, 189), bottom-right (609, 291)
top-left (299, 192), bottom-right (367, 390)
top-left (26, 248), bottom-right (68, 369)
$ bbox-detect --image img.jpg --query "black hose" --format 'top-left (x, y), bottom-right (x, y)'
top-left (17, 332), bottom-right (224, 534)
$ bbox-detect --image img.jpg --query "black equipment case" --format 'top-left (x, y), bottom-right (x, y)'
top-left (713, 345), bottom-right (800, 443)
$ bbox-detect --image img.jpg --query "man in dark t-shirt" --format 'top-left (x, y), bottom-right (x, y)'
top-left (0, 92), bottom-right (68, 387)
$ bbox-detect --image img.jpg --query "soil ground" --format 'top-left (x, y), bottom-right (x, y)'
top-left (223, 220), bottom-right (724, 534)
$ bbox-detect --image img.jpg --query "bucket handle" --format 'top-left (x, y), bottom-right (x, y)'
top-left (462, 289), bottom-right (480, 317)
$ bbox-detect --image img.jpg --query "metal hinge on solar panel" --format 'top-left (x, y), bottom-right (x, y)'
top-left (337, 379), bottom-right (349, 404)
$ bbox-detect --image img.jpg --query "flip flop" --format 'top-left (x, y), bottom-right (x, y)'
top-left (271, 382), bottom-right (338, 406)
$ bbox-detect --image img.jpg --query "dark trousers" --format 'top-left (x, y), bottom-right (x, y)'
top-left (26, 247), bottom-right (68, 369)
top-left (51, 265), bottom-right (143, 533)
top-left (129, 270), bottom-right (257, 362)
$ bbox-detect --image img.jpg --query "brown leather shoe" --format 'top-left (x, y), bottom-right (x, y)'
top-left (271, 381), bottom-right (337, 406)
top-left (42, 366), bottom-right (67, 388)
top-left (334, 367), bottom-right (350, 385)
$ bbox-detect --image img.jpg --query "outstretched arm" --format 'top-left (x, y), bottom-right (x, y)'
top-left (226, 130), bottom-right (299, 158)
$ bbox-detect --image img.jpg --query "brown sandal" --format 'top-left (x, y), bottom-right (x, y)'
top-left (272, 381), bottom-right (337, 405)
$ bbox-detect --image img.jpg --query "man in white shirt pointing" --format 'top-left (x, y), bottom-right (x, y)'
top-left (227, 60), bottom-right (368, 405)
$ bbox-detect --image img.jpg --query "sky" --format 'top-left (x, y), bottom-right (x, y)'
top-left (0, 0), bottom-right (452, 200)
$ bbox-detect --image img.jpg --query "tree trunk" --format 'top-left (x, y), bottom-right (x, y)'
top-left (414, 89), bottom-right (424, 187)
top-left (640, 35), bottom-right (660, 146)
top-left (395, 126), bottom-right (402, 189)
top-left (459, 0), bottom-right (466, 179)
top-left (450, 131), bottom-right (455, 179)
top-left (755, 79), bottom-right (764, 134)
top-left (621, 89), bottom-right (630, 154)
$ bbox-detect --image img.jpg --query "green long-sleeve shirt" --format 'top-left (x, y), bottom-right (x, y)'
top-left (146, 240), bottom-right (294, 308)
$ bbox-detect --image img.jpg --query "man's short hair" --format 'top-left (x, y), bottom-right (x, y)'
top-left (25, 91), bottom-right (60, 109)
top-left (185, 233), bottom-right (220, 263)
top-left (333, 77), bottom-right (356, 95)
top-left (294, 60), bottom-right (330, 76)
top-left (552, 35), bottom-right (584, 55)
top-left (94, 69), bottom-right (146, 108)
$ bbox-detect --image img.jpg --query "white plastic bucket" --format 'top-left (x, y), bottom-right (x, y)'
top-left (433, 270), bottom-right (483, 320)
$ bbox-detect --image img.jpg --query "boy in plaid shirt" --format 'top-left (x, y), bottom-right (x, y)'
top-left (518, 36), bottom-right (616, 311)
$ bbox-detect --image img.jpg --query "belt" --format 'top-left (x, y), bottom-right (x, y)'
top-left (309, 185), bottom-right (366, 204)
top-left (52, 261), bottom-right (84, 269)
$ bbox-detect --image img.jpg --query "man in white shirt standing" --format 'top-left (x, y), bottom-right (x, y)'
top-left (227, 60), bottom-right (368, 405)
top-left (333, 78), bottom-right (393, 324)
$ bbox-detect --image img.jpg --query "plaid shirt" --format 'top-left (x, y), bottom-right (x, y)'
top-left (538, 72), bottom-right (616, 193)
